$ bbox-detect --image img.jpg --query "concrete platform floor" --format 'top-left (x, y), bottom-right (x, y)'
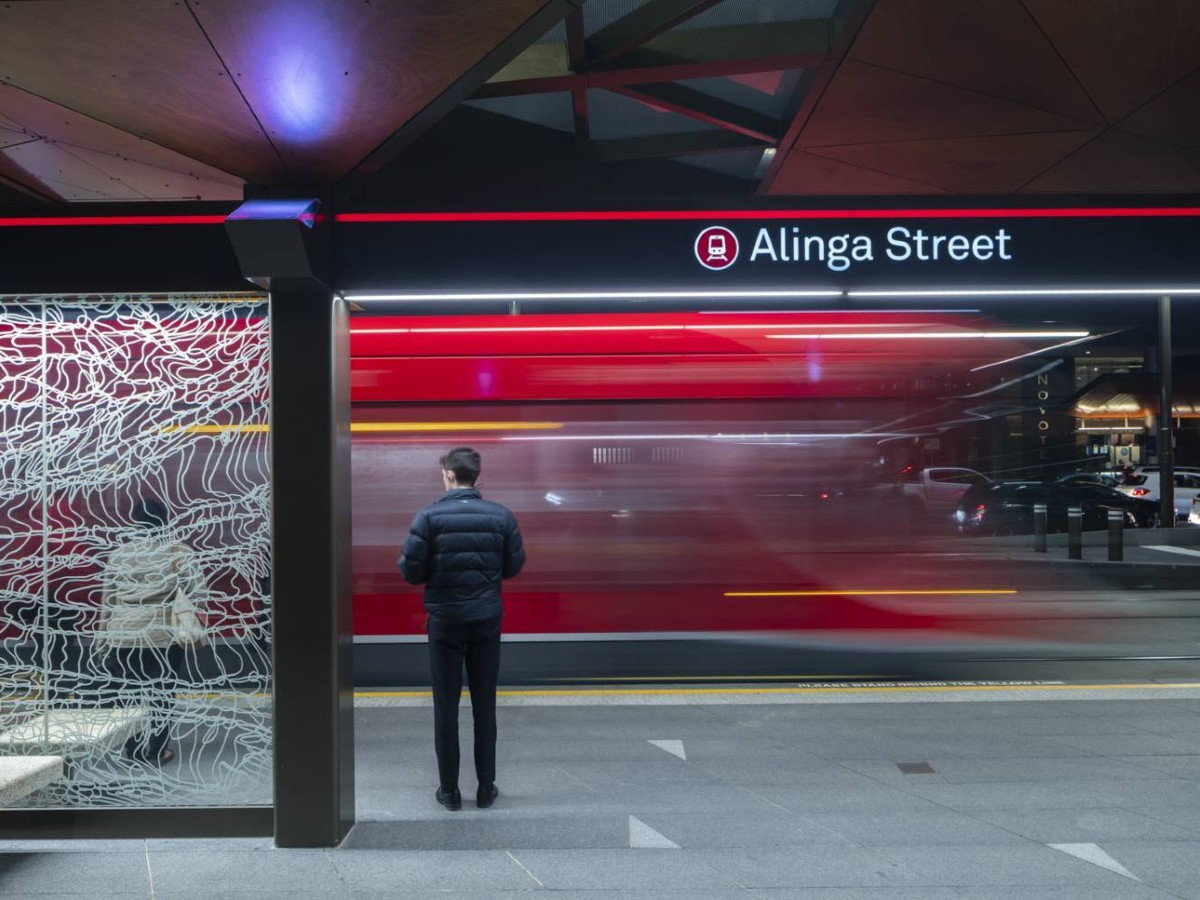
top-left (3, 681), bottom-right (1200, 899)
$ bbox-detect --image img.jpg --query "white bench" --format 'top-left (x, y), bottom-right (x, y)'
top-left (0, 756), bottom-right (64, 806)
top-left (0, 708), bottom-right (150, 756)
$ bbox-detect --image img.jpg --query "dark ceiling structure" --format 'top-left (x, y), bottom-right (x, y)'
top-left (0, 0), bottom-right (1198, 207)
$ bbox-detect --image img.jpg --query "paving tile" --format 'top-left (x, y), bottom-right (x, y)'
top-left (805, 810), bottom-right (1030, 846)
top-left (340, 815), bottom-right (628, 850)
top-left (924, 756), bottom-right (1174, 783)
top-left (1130, 805), bottom-right (1200, 835)
top-left (596, 781), bottom-right (795, 815)
top-left (1047, 734), bottom-right (1200, 756)
top-left (561, 759), bottom-right (719, 786)
top-left (790, 735), bottom-right (1096, 761)
top-left (745, 890), bottom-right (969, 900)
top-left (823, 759), bottom-right (950, 785)
top-left (901, 778), bottom-right (1200, 810)
top-left (0, 852), bottom-right (150, 894)
top-left (962, 887), bottom-right (1178, 899)
top-left (346, 892), bottom-right (748, 900)
top-left (1089, 714), bottom-right (1200, 735)
top-left (148, 850), bottom-right (343, 895)
top-left (981, 716), bottom-right (1145, 736)
top-left (354, 764), bottom-right (432, 790)
top-left (1088, 840), bottom-right (1200, 887)
top-left (694, 758), bottom-right (878, 787)
top-left (509, 848), bottom-right (740, 890)
top-left (766, 783), bottom-right (947, 814)
top-left (873, 844), bottom-right (1138, 886)
top-left (969, 808), bottom-right (1200, 843)
top-left (629, 811), bottom-right (853, 848)
top-left (701, 847), bottom-right (932, 888)
top-left (0, 840), bottom-right (146, 853)
top-left (145, 837), bottom-right (275, 852)
top-left (328, 848), bottom-right (547, 891)
top-left (1113, 754), bottom-right (1200, 778)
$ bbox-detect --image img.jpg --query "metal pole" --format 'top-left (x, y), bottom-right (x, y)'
top-left (1067, 506), bottom-right (1082, 559)
top-left (270, 282), bottom-right (355, 848)
top-left (1159, 295), bottom-right (1175, 527)
top-left (1033, 503), bottom-right (1047, 553)
top-left (1107, 509), bottom-right (1123, 561)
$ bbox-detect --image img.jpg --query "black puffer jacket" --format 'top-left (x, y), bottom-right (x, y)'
top-left (398, 488), bottom-right (525, 623)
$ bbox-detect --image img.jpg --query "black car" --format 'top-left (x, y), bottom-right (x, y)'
top-left (955, 480), bottom-right (1150, 536)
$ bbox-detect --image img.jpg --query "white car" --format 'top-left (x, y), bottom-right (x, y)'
top-left (1116, 471), bottom-right (1200, 522)
top-left (893, 466), bottom-right (992, 519)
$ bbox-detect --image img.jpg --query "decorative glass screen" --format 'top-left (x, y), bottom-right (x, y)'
top-left (0, 296), bottom-right (271, 808)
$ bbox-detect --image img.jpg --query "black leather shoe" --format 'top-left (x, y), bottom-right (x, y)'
top-left (436, 787), bottom-right (462, 811)
top-left (476, 783), bottom-right (498, 809)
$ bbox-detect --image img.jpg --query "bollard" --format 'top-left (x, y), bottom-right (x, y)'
top-left (1067, 506), bottom-right (1082, 559)
top-left (1033, 503), bottom-right (1047, 553)
top-left (1108, 509), bottom-right (1124, 561)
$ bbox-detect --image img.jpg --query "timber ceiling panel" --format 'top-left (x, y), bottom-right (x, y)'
top-left (0, 0), bottom-right (1198, 204)
top-left (0, 0), bottom-right (278, 183)
top-left (806, 131), bottom-right (1102, 194)
top-left (796, 61), bottom-right (1095, 148)
top-left (1118, 70), bottom-right (1200, 153)
top-left (848, 0), bottom-right (1102, 123)
top-left (1023, 0), bottom-right (1200, 124)
top-left (771, 149), bottom-right (949, 195)
top-left (0, 81), bottom-right (242, 201)
top-left (187, 0), bottom-right (555, 181)
top-left (1023, 130), bottom-right (1200, 194)
top-left (765, 0), bottom-right (1200, 196)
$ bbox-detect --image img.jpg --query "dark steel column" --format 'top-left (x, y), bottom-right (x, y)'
top-left (270, 280), bottom-right (354, 847)
top-left (1159, 295), bottom-right (1175, 528)
top-left (224, 199), bottom-right (354, 848)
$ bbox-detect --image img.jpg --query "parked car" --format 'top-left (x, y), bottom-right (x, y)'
top-left (1114, 471), bottom-right (1200, 522)
top-left (1056, 472), bottom-right (1121, 488)
top-left (1190, 496), bottom-right (1200, 526)
top-left (955, 480), bottom-right (1146, 536)
top-left (891, 466), bottom-right (992, 520)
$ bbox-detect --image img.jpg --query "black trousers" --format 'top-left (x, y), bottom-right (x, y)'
top-left (427, 615), bottom-right (501, 792)
top-left (98, 644), bottom-right (182, 761)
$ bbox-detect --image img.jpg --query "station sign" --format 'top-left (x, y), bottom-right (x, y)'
top-left (336, 206), bottom-right (1200, 294)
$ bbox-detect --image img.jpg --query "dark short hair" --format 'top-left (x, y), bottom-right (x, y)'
top-left (439, 447), bottom-right (480, 486)
top-left (133, 497), bottom-right (169, 528)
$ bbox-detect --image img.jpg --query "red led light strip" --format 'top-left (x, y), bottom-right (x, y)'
top-left (3, 208), bottom-right (1198, 228)
top-left (0, 215), bottom-right (228, 227)
top-left (336, 207), bottom-right (1200, 224)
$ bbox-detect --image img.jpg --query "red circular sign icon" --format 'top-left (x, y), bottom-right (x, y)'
top-left (694, 226), bottom-right (738, 270)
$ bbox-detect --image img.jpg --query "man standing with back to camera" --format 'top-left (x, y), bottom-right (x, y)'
top-left (399, 447), bottom-right (525, 810)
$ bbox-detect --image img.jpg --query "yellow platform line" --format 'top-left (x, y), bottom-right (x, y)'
top-left (724, 589), bottom-right (1018, 597)
top-left (356, 682), bottom-right (1200, 699)
top-left (162, 421), bottom-right (564, 434)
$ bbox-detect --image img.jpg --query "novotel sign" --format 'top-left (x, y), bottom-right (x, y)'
top-left (695, 224), bottom-right (1014, 272)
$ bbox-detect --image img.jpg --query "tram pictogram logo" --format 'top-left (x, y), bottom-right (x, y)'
top-left (694, 226), bottom-right (739, 270)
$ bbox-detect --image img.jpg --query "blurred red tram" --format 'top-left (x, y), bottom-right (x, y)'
top-left (347, 310), bottom-right (1055, 681)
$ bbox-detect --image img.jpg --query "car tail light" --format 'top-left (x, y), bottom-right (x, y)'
top-left (1131, 488), bottom-right (1150, 497)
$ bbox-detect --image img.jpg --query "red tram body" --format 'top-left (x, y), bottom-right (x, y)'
top-left (349, 310), bottom-right (1034, 649)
